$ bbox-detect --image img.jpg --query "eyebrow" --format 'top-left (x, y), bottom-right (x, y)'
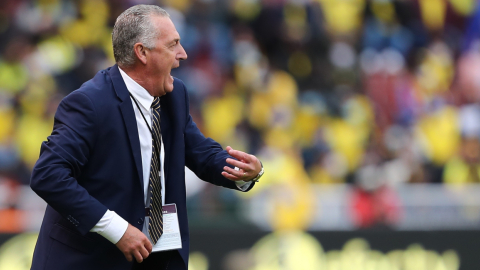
top-left (170, 38), bottom-right (180, 45)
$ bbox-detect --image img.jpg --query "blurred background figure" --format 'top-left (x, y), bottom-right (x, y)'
top-left (2, 0), bottom-right (480, 269)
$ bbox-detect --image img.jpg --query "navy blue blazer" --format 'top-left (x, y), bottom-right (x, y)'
top-left (30, 65), bottom-right (253, 270)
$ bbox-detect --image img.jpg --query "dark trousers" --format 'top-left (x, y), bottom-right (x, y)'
top-left (131, 250), bottom-right (184, 270)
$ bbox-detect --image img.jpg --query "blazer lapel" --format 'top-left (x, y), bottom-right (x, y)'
top-left (108, 65), bottom-right (144, 190)
top-left (160, 95), bottom-right (171, 191)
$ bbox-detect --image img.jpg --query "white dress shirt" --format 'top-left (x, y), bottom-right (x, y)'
top-left (90, 68), bottom-right (251, 244)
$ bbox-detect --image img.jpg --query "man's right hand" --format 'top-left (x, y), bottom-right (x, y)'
top-left (116, 224), bottom-right (152, 263)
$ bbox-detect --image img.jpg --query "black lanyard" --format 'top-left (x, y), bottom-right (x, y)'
top-left (129, 93), bottom-right (161, 162)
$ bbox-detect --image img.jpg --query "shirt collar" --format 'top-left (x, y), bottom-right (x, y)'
top-left (118, 67), bottom-right (154, 111)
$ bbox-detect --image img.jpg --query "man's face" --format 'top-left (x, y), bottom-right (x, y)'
top-left (146, 16), bottom-right (187, 96)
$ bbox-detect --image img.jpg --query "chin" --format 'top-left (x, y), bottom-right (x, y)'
top-left (165, 84), bottom-right (174, 93)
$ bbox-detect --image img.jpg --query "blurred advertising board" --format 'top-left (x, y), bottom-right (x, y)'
top-left (0, 230), bottom-right (476, 270)
top-left (189, 230), bottom-right (475, 270)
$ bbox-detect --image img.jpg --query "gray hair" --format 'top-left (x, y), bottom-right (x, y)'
top-left (112, 5), bottom-right (169, 67)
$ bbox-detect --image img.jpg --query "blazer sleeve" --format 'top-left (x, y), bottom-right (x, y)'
top-left (182, 83), bottom-right (255, 191)
top-left (30, 90), bottom-right (108, 235)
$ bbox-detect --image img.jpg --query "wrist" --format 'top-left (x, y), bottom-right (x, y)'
top-left (97, 211), bottom-right (129, 244)
top-left (248, 162), bottom-right (264, 182)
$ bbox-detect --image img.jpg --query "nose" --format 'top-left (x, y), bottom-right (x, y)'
top-left (177, 43), bottom-right (187, 61)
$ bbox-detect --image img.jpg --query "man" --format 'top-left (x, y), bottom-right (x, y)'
top-left (30, 5), bottom-right (263, 270)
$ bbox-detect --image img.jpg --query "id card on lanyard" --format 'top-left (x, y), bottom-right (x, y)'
top-left (151, 204), bottom-right (182, 252)
top-left (129, 94), bottom-right (182, 251)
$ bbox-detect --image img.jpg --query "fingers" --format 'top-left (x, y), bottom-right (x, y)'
top-left (226, 158), bottom-right (247, 170)
top-left (225, 146), bottom-right (256, 172)
top-left (116, 224), bottom-right (152, 264)
top-left (140, 245), bottom-right (150, 260)
top-left (223, 165), bottom-right (247, 178)
top-left (145, 240), bottom-right (153, 254)
top-left (221, 171), bottom-right (241, 181)
top-left (133, 250), bottom-right (144, 263)
top-left (226, 146), bottom-right (251, 162)
top-left (224, 146), bottom-right (262, 182)
top-left (123, 240), bottom-right (150, 263)
top-left (125, 253), bottom-right (133, 262)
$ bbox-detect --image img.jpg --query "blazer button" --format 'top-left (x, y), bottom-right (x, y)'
top-left (138, 218), bottom-right (144, 225)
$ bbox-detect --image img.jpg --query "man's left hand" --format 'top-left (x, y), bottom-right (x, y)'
top-left (222, 146), bottom-right (262, 182)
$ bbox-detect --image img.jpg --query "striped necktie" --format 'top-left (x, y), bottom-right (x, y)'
top-left (148, 97), bottom-right (163, 244)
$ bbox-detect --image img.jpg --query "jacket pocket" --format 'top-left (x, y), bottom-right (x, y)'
top-left (49, 223), bottom-right (95, 254)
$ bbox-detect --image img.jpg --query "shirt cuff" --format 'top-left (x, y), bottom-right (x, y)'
top-left (235, 180), bottom-right (252, 191)
top-left (90, 210), bottom-right (129, 244)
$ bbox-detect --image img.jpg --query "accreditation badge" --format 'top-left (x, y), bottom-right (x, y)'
top-left (152, 204), bottom-right (182, 252)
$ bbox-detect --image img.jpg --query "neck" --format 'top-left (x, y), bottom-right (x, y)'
top-left (119, 64), bottom-right (155, 96)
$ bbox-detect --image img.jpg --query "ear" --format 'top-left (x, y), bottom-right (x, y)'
top-left (133, 43), bottom-right (148, 65)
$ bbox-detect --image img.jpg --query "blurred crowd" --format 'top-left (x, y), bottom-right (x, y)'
top-left (1, 0), bottom-right (480, 232)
